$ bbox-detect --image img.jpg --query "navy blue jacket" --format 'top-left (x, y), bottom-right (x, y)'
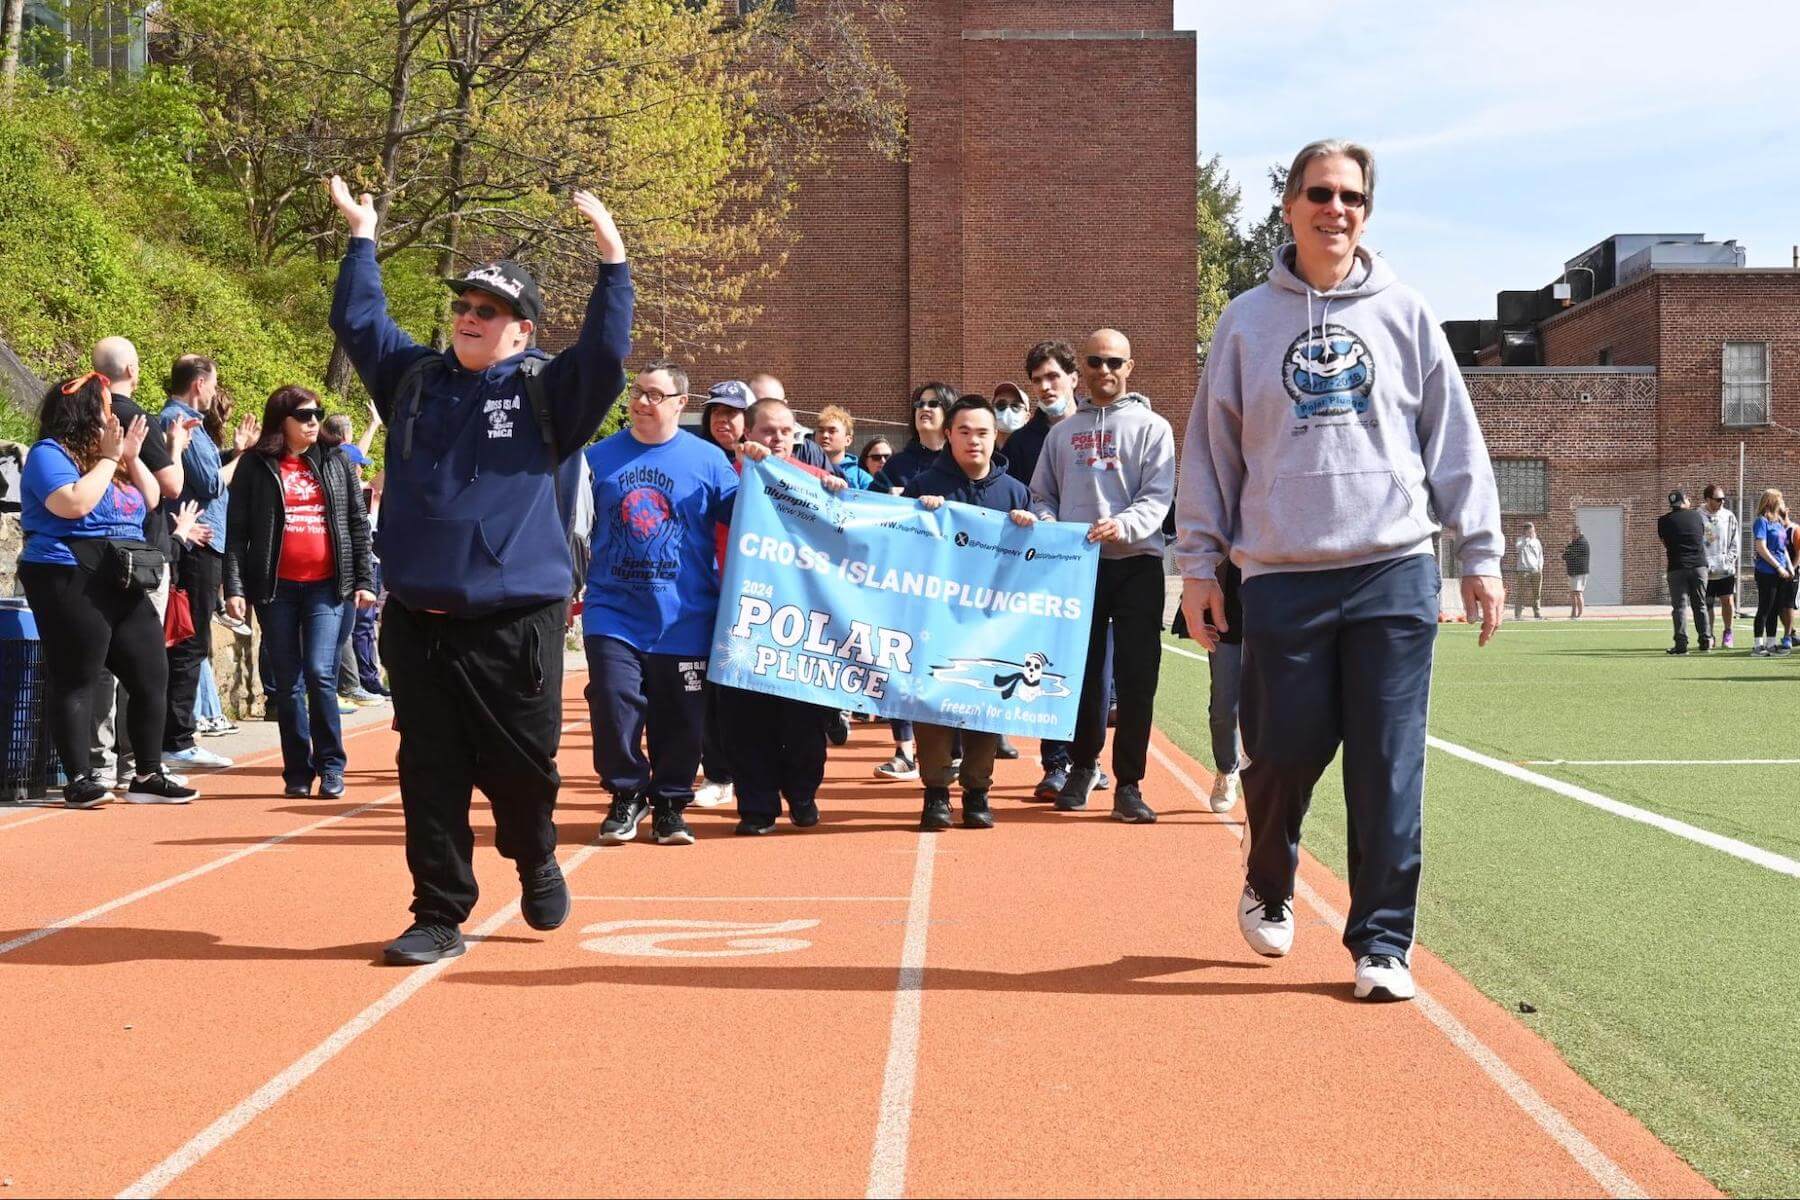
top-left (901, 449), bottom-right (1031, 513)
top-left (329, 239), bottom-right (633, 615)
top-left (1002, 408), bottom-right (1057, 489)
top-left (872, 438), bottom-right (941, 494)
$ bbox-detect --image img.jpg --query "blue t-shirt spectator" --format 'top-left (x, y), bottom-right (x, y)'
top-left (581, 429), bottom-right (737, 655)
top-left (1754, 514), bottom-right (1791, 575)
top-left (20, 440), bottom-right (150, 566)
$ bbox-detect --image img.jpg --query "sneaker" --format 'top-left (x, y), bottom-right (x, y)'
top-left (961, 789), bottom-right (994, 829)
top-left (383, 922), bottom-right (465, 966)
top-left (284, 782), bottom-right (312, 798)
top-left (1033, 765), bottom-right (1069, 802)
top-left (788, 797), bottom-right (820, 828)
top-left (599, 793), bottom-right (650, 844)
top-left (205, 717), bottom-right (239, 736)
top-left (1110, 782), bottom-right (1157, 824)
top-left (1785, 635), bottom-right (1795, 651)
top-left (1209, 770), bottom-right (1240, 814)
top-left (1723, 630), bottom-right (1735, 648)
top-left (1697, 638), bottom-right (1712, 652)
top-left (692, 778), bottom-right (734, 808)
top-left (62, 774), bottom-right (111, 810)
top-left (1753, 646), bottom-right (1772, 657)
top-left (1777, 644), bottom-right (1794, 658)
top-left (734, 816), bottom-right (777, 836)
top-left (1353, 953), bottom-right (1417, 1002)
top-left (1054, 766), bottom-right (1097, 811)
top-left (994, 737), bottom-right (1020, 760)
top-left (112, 769), bottom-right (184, 790)
top-left (346, 689), bottom-right (387, 707)
top-left (1238, 884), bottom-right (1294, 957)
top-left (827, 711), bottom-right (850, 747)
top-left (518, 858), bottom-right (571, 930)
top-left (214, 612), bottom-right (251, 636)
top-left (1094, 769), bottom-right (1113, 792)
top-left (165, 744), bottom-right (233, 769)
top-left (875, 752), bottom-right (919, 781)
top-left (124, 771), bottom-right (198, 805)
top-left (919, 787), bottom-right (953, 831)
top-left (337, 699), bottom-right (358, 715)
top-left (653, 803), bottom-right (696, 846)
top-left (1665, 645), bottom-right (1687, 656)
top-left (319, 775), bottom-right (346, 799)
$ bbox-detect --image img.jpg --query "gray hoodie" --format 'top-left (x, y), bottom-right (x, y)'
top-left (1175, 245), bottom-right (1502, 581)
top-left (1030, 391), bottom-right (1175, 560)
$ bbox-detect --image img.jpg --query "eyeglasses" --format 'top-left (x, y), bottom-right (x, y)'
top-left (867, 451), bottom-right (892, 461)
top-left (1303, 185), bottom-right (1367, 208)
top-left (913, 398), bottom-right (945, 411)
top-left (631, 388), bottom-right (683, 404)
top-left (450, 298), bottom-right (509, 321)
top-left (1085, 355), bottom-right (1127, 371)
top-left (291, 408), bottom-right (325, 423)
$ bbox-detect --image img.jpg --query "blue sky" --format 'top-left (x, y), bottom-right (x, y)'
top-left (1171, 0), bottom-right (1800, 320)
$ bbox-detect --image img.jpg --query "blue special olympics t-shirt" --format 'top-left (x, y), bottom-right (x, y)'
top-left (20, 439), bottom-right (150, 566)
top-left (1754, 515), bottom-right (1791, 575)
top-left (582, 429), bottom-right (738, 655)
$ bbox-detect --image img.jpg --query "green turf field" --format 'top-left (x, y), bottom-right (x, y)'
top-left (1155, 619), bottom-right (1800, 1198)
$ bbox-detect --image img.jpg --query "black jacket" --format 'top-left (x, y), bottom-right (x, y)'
top-left (1562, 536), bottom-right (1591, 576)
top-left (1656, 508), bottom-right (1707, 571)
top-left (222, 444), bottom-right (375, 606)
top-left (1002, 408), bottom-right (1057, 489)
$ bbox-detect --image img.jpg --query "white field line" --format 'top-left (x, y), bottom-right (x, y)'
top-left (573, 895), bottom-right (911, 902)
top-left (0, 810), bottom-right (64, 834)
top-left (1524, 758), bottom-right (1800, 766)
top-left (1145, 739), bottom-right (1649, 1200)
top-left (864, 833), bottom-right (939, 1200)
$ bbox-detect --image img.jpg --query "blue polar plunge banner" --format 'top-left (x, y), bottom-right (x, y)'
top-left (708, 458), bottom-right (1101, 740)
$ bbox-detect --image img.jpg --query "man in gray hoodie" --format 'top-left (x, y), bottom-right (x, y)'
top-left (1176, 139), bottom-right (1504, 1004)
top-left (1030, 328), bottom-right (1176, 823)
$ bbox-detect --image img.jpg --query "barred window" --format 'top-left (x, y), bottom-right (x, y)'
top-left (1493, 459), bottom-right (1548, 515)
top-left (1722, 342), bottom-right (1771, 426)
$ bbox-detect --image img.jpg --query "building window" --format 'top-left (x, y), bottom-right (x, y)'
top-left (1596, 347), bottom-right (1612, 366)
top-left (1722, 341), bottom-right (1771, 426)
top-left (1493, 458), bottom-right (1548, 515)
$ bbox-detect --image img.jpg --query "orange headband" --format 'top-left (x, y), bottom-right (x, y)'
top-left (60, 371), bottom-right (113, 402)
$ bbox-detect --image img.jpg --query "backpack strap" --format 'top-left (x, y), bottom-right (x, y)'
top-left (393, 355), bottom-right (440, 462)
top-left (519, 356), bottom-right (556, 466)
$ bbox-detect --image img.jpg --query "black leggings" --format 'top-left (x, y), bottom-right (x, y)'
top-left (18, 560), bottom-right (168, 781)
top-left (1755, 572), bottom-right (1784, 638)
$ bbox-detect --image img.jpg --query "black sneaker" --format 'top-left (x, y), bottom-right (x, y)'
top-left (789, 797), bottom-right (820, 828)
top-left (1666, 644), bottom-right (1688, 655)
top-left (1054, 766), bottom-right (1097, 811)
top-left (920, 787), bottom-right (953, 831)
top-left (1111, 782), bottom-right (1157, 824)
top-left (518, 858), bottom-right (570, 930)
top-left (62, 774), bottom-right (111, 810)
top-left (1033, 765), bottom-right (1069, 801)
top-left (284, 782), bottom-right (312, 798)
top-left (383, 922), bottom-right (466, 966)
top-left (125, 770), bottom-right (197, 805)
top-left (319, 775), bottom-right (346, 799)
top-left (599, 793), bottom-right (650, 844)
top-left (827, 710), bottom-right (850, 746)
top-left (994, 737), bottom-right (1020, 760)
top-left (961, 789), bottom-right (994, 829)
top-left (735, 816), bottom-right (777, 836)
top-left (1697, 638), bottom-right (1713, 652)
top-left (653, 803), bottom-right (696, 846)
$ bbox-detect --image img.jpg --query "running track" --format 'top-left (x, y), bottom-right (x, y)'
top-left (0, 675), bottom-right (1717, 1197)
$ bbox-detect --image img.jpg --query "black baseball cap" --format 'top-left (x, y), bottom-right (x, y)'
top-left (446, 260), bottom-right (543, 324)
top-left (1668, 489), bottom-right (1687, 509)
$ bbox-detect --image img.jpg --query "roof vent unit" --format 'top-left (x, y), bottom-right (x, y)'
top-left (1498, 328), bottom-right (1543, 368)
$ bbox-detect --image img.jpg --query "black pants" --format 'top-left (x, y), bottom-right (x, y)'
top-left (19, 561), bottom-right (168, 782)
top-left (700, 680), bottom-right (733, 784)
top-left (164, 547), bottom-right (221, 752)
top-left (381, 598), bottom-right (565, 927)
top-left (717, 685), bottom-right (828, 819)
top-left (584, 636), bottom-right (706, 806)
top-left (1665, 566), bottom-right (1709, 649)
top-left (1070, 555), bottom-right (1164, 786)
top-left (1755, 572), bottom-right (1784, 637)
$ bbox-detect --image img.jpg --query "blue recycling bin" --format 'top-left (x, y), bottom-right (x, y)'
top-left (0, 597), bottom-right (61, 801)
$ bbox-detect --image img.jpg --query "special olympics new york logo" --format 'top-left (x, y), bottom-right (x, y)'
top-left (1283, 323), bottom-right (1374, 418)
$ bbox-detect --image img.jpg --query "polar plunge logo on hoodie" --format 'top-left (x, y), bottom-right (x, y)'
top-left (1282, 323), bottom-right (1375, 418)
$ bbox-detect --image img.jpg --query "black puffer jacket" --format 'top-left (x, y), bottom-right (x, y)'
top-left (223, 444), bottom-right (374, 605)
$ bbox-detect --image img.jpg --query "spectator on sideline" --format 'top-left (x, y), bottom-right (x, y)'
top-left (1512, 521), bottom-right (1544, 620)
top-left (1177, 139), bottom-right (1505, 1003)
top-left (223, 386), bottom-right (375, 798)
top-left (1699, 484), bottom-right (1740, 647)
top-left (1004, 340), bottom-right (1080, 490)
top-left (991, 382), bottom-right (1031, 448)
top-left (1562, 527), bottom-right (1589, 618)
top-left (721, 398), bottom-right (848, 834)
top-left (18, 374), bottom-right (200, 808)
top-left (326, 175), bottom-right (632, 966)
top-left (1657, 490), bottom-right (1710, 655)
top-left (583, 360), bottom-right (736, 849)
top-left (1782, 506), bottom-right (1800, 650)
top-left (902, 395), bottom-right (1036, 830)
top-left (1750, 489), bottom-right (1792, 657)
top-left (1031, 327), bottom-right (1174, 824)
top-left (858, 436), bottom-right (893, 480)
top-left (815, 404), bottom-right (875, 488)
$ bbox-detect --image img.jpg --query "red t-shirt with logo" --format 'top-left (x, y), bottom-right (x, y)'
top-left (276, 455), bottom-right (333, 582)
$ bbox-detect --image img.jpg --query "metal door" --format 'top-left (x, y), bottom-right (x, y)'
top-left (1574, 505), bottom-right (1625, 605)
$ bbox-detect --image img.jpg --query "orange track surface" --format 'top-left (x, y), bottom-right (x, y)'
top-left (0, 676), bottom-right (1718, 1198)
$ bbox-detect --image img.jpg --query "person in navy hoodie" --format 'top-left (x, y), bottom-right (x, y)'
top-left (325, 175), bottom-right (633, 967)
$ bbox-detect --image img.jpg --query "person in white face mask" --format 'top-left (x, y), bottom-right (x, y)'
top-left (991, 382), bottom-right (1032, 445)
top-left (1002, 340), bottom-right (1079, 489)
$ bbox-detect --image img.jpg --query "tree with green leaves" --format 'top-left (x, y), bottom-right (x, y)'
top-left (1196, 156), bottom-right (1290, 359)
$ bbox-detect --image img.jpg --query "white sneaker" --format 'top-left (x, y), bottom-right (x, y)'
top-left (1237, 883), bottom-right (1294, 957)
top-left (1353, 954), bottom-right (1416, 1002)
top-left (692, 779), bottom-right (734, 808)
top-left (1209, 770), bottom-right (1239, 814)
top-left (165, 745), bottom-right (233, 769)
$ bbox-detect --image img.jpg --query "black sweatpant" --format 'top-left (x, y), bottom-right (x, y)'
top-left (164, 546), bottom-right (221, 752)
top-left (1755, 572), bottom-right (1784, 638)
top-left (1069, 554), bottom-right (1165, 787)
top-left (584, 635), bottom-right (706, 807)
top-left (700, 680), bottom-right (733, 784)
top-left (380, 597), bottom-right (565, 927)
top-left (717, 684), bottom-right (828, 820)
top-left (19, 560), bottom-right (168, 782)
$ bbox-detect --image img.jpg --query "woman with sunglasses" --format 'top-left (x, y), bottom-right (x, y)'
top-left (18, 374), bottom-right (202, 808)
top-left (871, 382), bottom-right (956, 496)
top-left (223, 386), bottom-right (375, 799)
top-left (858, 437), bottom-right (894, 480)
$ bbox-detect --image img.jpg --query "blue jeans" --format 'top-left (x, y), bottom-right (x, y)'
top-left (195, 659), bottom-right (224, 723)
top-left (256, 580), bottom-right (350, 789)
top-left (1207, 641), bottom-right (1243, 775)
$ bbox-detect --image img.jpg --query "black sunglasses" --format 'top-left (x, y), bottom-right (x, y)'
top-left (1303, 185), bottom-right (1367, 208)
top-left (1085, 355), bottom-right (1127, 371)
top-left (290, 408), bottom-right (325, 423)
top-left (450, 298), bottom-right (509, 321)
top-left (867, 451), bottom-right (892, 460)
top-left (913, 398), bottom-right (945, 410)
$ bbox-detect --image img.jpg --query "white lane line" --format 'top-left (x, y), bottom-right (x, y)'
top-left (1524, 758), bottom-right (1800, 766)
top-left (118, 833), bottom-right (606, 1200)
top-left (1162, 641), bottom-right (1208, 663)
top-left (865, 833), bottom-right (938, 1200)
top-left (1430, 736), bottom-right (1800, 879)
top-left (573, 895), bottom-right (911, 902)
top-left (1145, 738), bottom-right (1649, 1200)
top-left (0, 809), bottom-right (64, 833)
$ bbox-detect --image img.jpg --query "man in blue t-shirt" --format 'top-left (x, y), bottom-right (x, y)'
top-left (584, 359), bottom-right (737, 848)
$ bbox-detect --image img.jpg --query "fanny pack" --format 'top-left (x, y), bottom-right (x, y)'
top-left (69, 537), bottom-right (167, 592)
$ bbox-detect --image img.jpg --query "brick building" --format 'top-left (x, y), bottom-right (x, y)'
top-left (1445, 236), bottom-right (1800, 606)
